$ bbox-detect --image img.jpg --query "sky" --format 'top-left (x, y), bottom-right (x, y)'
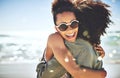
top-left (0, 0), bottom-right (54, 33)
top-left (0, 0), bottom-right (120, 34)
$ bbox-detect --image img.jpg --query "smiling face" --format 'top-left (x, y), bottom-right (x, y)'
top-left (55, 11), bottom-right (78, 42)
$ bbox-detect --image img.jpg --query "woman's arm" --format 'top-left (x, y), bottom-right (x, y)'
top-left (45, 35), bottom-right (105, 63)
top-left (46, 33), bottom-right (106, 78)
top-left (45, 43), bottom-right (54, 62)
top-left (94, 44), bottom-right (105, 58)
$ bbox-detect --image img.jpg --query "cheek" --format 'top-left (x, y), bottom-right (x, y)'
top-left (58, 31), bottom-right (66, 37)
top-left (59, 31), bottom-right (66, 35)
top-left (74, 27), bottom-right (79, 32)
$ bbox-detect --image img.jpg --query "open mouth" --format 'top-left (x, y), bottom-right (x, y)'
top-left (65, 32), bottom-right (76, 39)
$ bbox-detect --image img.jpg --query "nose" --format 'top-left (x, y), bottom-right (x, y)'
top-left (66, 25), bottom-right (73, 31)
top-left (66, 26), bottom-right (74, 34)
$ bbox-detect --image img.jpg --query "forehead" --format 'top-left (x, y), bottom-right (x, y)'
top-left (56, 11), bottom-right (76, 24)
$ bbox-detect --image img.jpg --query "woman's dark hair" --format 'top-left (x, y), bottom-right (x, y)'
top-left (75, 0), bottom-right (112, 45)
top-left (52, 0), bottom-right (112, 45)
top-left (52, 0), bottom-right (79, 25)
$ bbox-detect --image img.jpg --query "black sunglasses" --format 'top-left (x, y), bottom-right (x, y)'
top-left (56, 20), bottom-right (79, 31)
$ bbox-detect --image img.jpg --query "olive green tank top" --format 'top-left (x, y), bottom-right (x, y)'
top-left (41, 38), bottom-right (103, 78)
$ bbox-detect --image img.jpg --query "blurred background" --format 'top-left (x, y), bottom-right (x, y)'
top-left (0, 0), bottom-right (120, 78)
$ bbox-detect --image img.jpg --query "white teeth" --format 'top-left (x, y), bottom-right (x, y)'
top-left (66, 32), bottom-right (74, 37)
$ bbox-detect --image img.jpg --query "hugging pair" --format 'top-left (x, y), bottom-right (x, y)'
top-left (36, 0), bottom-right (111, 78)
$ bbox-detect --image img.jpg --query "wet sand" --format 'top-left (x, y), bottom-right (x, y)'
top-left (0, 63), bottom-right (37, 78)
top-left (104, 63), bottom-right (120, 78)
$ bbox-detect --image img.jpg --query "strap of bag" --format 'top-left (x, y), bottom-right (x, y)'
top-left (36, 49), bottom-right (47, 78)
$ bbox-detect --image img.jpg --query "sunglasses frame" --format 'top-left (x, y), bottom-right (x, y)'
top-left (56, 20), bottom-right (79, 31)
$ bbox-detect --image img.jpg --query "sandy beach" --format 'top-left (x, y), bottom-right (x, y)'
top-left (0, 62), bottom-right (120, 78)
top-left (0, 63), bottom-right (37, 78)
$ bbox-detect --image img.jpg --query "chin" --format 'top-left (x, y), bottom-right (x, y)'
top-left (65, 37), bottom-right (76, 42)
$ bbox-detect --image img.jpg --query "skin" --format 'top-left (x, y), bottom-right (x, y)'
top-left (55, 12), bottom-right (78, 42)
top-left (45, 11), bottom-right (106, 78)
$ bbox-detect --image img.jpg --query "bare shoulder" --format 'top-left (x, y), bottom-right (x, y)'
top-left (48, 32), bottom-right (63, 43)
top-left (47, 32), bottom-right (65, 48)
top-left (49, 32), bottom-right (63, 40)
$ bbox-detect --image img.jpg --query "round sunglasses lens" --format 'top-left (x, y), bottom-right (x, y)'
top-left (59, 24), bottom-right (68, 31)
top-left (70, 21), bottom-right (79, 28)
